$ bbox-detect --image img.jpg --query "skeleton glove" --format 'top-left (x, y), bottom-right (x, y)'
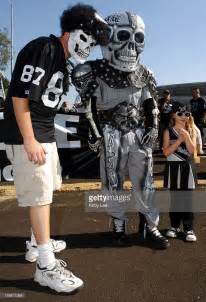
top-left (88, 137), bottom-right (103, 153)
top-left (141, 127), bottom-right (158, 149)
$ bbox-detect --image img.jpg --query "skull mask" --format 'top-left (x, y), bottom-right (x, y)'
top-left (102, 12), bottom-right (145, 72)
top-left (68, 29), bottom-right (96, 64)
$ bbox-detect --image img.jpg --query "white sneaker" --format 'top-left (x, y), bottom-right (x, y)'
top-left (34, 259), bottom-right (84, 293)
top-left (166, 227), bottom-right (180, 238)
top-left (185, 230), bottom-right (197, 242)
top-left (25, 239), bottom-right (67, 262)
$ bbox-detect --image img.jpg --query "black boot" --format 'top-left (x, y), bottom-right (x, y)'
top-left (138, 213), bottom-right (169, 249)
top-left (111, 217), bottom-right (128, 246)
top-left (138, 213), bottom-right (147, 240)
top-left (146, 226), bottom-right (170, 249)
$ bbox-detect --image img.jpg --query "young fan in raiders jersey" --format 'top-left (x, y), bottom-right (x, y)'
top-left (163, 102), bottom-right (197, 242)
top-left (4, 4), bottom-right (109, 293)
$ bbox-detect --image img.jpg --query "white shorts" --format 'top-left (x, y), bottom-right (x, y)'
top-left (5, 142), bottom-right (62, 207)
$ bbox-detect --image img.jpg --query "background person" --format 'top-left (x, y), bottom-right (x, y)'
top-left (190, 87), bottom-right (206, 144)
top-left (158, 89), bottom-right (174, 148)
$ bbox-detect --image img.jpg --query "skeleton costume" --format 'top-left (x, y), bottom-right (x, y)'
top-left (72, 12), bottom-right (169, 248)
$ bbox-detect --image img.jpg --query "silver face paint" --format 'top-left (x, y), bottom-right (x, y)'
top-left (68, 30), bottom-right (96, 64)
top-left (102, 12), bottom-right (145, 72)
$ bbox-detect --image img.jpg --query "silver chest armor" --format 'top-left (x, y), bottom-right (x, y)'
top-left (98, 101), bottom-right (144, 133)
top-left (72, 59), bottom-right (157, 133)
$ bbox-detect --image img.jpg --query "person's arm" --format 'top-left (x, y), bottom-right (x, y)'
top-left (180, 128), bottom-right (195, 154)
top-left (140, 70), bottom-right (159, 149)
top-left (72, 63), bottom-right (102, 152)
top-left (162, 129), bottom-right (183, 157)
top-left (12, 97), bottom-right (47, 164)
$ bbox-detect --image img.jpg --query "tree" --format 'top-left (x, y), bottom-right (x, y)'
top-left (0, 73), bottom-right (10, 97)
top-left (2, 76), bottom-right (9, 91)
top-left (0, 28), bottom-right (11, 72)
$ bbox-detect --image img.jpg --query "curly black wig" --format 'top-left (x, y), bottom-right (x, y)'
top-left (60, 3), bottom-right (110, 45)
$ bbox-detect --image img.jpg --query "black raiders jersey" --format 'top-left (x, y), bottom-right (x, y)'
top-left (4, 34), bottom-right (68, 144)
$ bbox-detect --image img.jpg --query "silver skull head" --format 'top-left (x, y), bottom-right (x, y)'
top-left (102, 12), bottom-right (145, 72)
top-left (68, 29), bottom-right (96, 64)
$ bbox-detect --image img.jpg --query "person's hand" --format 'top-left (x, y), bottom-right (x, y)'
top-left (177, 135), bottom-right (184, 144)
top-left (141, 127), bottom-right (158, 149)
top-left (88, 137), bottom-right (102, 153)
top-left (24, 137), bottom-right (48, 165)
top-left (179, 128), bottom-right (190, 141)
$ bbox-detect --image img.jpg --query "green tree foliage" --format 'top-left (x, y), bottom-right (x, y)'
top-left (0, 73), bottom-right (10, 98)
top-left (2, 76), bottom-right (10, 95)
top-left (2, 76), bottom-right (9, 90)
top-left (0, 28), bottom-right (11, 72)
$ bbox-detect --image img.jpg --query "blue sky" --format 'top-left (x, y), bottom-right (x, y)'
top-left (0, 0), bottom-right (205, 87)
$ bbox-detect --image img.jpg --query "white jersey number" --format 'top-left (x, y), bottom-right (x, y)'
top-left (20, 65), bottom-right (45, 85)
top-left (41, 71), bottom-right (64, 108)
top-left (20, 64), bottom-right (64, 109)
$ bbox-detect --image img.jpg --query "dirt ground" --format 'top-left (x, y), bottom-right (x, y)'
top-left (0, 180), bottom-right (206, 302)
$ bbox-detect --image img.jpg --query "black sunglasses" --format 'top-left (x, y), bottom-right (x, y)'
top-left (176, 111), bottom-right (191, 117)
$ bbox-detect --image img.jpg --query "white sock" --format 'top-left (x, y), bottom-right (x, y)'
top-left (30, 229), bottom-right (37, 246)
top-left (37, 242), bottom-right (56, 268)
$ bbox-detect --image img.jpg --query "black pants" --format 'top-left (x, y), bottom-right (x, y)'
top-left (197, 124), bottom-right (204, 141)
top-left (169, 190), bottom-right (194, 231)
